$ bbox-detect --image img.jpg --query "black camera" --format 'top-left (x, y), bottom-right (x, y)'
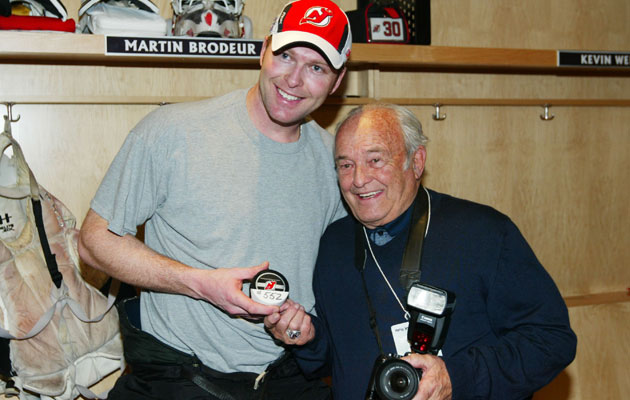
top-left (366, 283), bottom-right (456, 399)
top-left (366, 354), bottom-right (422, 400)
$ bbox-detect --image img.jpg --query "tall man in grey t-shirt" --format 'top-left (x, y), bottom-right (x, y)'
top-left (78, 1), bottom-right (352, 398)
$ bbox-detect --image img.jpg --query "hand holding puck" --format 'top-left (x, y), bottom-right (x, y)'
top-left (250, 270), bottom-right (289, 306)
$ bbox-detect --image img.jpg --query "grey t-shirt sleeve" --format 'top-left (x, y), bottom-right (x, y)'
top-left (90, 128), bottom-right (166, 237)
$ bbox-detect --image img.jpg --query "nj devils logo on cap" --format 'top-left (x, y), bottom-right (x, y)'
top-left (300, 6), bottom-right (333, 27)
top-left (270, 0), bottom-right (352, 70)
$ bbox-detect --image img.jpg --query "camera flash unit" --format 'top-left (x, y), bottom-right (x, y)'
top-left (406, 283), bottom-right (456, 354)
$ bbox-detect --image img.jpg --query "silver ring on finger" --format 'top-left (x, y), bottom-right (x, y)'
top-left (286, 328), bottom-right (301, 340)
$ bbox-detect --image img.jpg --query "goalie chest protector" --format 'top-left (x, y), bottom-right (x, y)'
top-left (0, 122), bottom-right (123, 399)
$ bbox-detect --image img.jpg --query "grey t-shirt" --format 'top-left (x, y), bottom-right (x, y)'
top-left (91, 89), bottom-right (345, 373)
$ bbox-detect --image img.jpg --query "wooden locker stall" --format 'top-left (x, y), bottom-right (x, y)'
top-left (1, 0), bottom-right (628, 398)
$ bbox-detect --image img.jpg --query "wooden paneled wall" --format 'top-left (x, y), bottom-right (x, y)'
top-left (0, 1), bottom-right (628, 399)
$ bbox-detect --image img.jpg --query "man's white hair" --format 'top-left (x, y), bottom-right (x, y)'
top-left (334, 103), bottom-right (428, 169)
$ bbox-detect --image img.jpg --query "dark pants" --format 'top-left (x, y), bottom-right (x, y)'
top-left (108, 298), bottom-right (331, 400)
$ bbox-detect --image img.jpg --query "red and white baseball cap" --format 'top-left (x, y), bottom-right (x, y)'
top-left (270, 0), bottom-right (352, 70)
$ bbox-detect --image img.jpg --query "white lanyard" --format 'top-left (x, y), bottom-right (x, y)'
top-left (363, 226), bottom-right (411, 321)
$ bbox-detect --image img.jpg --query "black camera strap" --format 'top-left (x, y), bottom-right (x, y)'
top-left (356, 252), bottom-right (385, 353)
top-left (400, 186), bottom-right (430, 294)
top-left (355, 186), bottom-right (430, 355)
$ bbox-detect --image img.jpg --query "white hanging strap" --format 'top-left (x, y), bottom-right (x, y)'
top-left (0, 123), bottom-right (40, 200)
top-left (0, 291), bottom-right (59, 340)
top-left (64, 278), bottom-right (121, 323)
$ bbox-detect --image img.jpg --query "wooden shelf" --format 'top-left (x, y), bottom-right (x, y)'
top-left (2, 31), bottom-right (628, 74)
top-left (349, 43), bottom-right (557, 70)
top-left (0, 31), bottom-right (259, 66)
top-left (564, 289), bottom-right (630, 308)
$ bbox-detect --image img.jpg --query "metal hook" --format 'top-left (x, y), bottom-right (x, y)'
top-left (432, 103), bottom-right (446, 121)
top-left (3, 102), bottom-right (21, 123)
top-left (540, 104), bottom-right (554, 121)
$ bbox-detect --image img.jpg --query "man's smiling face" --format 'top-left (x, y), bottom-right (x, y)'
top-left (257, 40), bottom-right (344, 128)
top-left (334, 108), bottom-right (424, 229)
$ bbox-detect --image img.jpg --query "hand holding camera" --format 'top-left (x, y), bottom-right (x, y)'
top-left (367, 354), bottom-right (421, 400)
top-left (366, 283), bottom-right (456, 400)
top-left (400, 354), bottom-right (452, 400)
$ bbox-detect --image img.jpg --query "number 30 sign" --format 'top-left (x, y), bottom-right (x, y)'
top-left (369, 17), bottom-right (407, 42)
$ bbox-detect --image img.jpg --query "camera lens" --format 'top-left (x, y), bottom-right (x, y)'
top-left (376, 359), bottom-right (419, 400)
top-left (389, 371), bottom-right (410, 393)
